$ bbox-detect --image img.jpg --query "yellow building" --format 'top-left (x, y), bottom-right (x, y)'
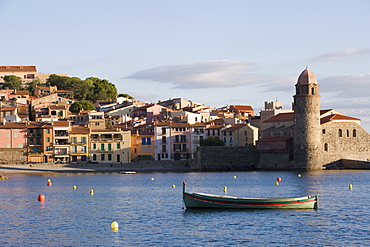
top-left (70, 126), bottom-right (90, 163)
top-left (90, 128), bottom-right (131, 164)
top-left (131, 130), bottom-right (154, 161)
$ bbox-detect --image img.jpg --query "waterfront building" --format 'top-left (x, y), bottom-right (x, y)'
top-left (27, 122), bottom-right (54, 163)
top-left (69, 126), bottom-right (90, 163)
top-left (0, 122), bottom-right (28, 164)
top-left (190, 122), bottom-right (207, 158)
top-left (89, 128), bottom-right (131, 164)
top-left (52, 121), bottom-right (70, 164)
top-left (130, 130), bottom-right (154, 161)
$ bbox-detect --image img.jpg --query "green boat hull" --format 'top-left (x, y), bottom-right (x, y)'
top-left (182, 182), bottom-right (318, 209)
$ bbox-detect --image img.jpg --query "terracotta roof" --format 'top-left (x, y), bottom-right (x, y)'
top-left (0, 66), bottom-right (37, 73)
top-left (321, 114), bottom-right (360, 125)
top-left (70, 126), bottom-right (90, 134)
top-left (52, 121), bottom-right (70, 127)
top-left (222, 124), bottom-right (248, 132)
top-left (229, 105), bottom-right (254, 111)
top-left (27, 122), bottom-right (52, 128)
top-left (14, 91), bottom-right (29, 96)
top-left (0, 122), bottom-right (27, 129)
top-left (206, 125), bottom-right (224, 130)
top-left (297, 69), bottom-right (317, 84)
top-left (263, 112), bottom-right (295, 123)
top-left (0, 107), bottom-right (16, 111)
top-left (191, 122), bottom-right (207, 127)
top-left (154, 121), bottom-right (191, 127)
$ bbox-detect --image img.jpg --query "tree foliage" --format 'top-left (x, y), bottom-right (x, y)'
top-left (2, 75), bottom-right (23, 90)
top-left (118, 93), bottom-right (134, 99)
top-left (200, 137), bottom-right (225, 146)
top-left (47, 74), bottom-right (118, 102)
top-left (69, 100), bottom-right (96, 113)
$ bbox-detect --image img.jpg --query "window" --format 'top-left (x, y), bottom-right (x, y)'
top-left (18, 144), bottom-right (23, 148)
top-left (46, 137), bottom-right (50, 143)
top-left (101, 144), bottom-right (105, 150)
top-left (95, 122), bottom-right (100, 126)
top-left (162, 145), bottom-right (166, 152)
top-left (46, 129), bottom-right (50, 134)
top-left (229, 131), bottom-right (232, 136)
top-left (93, 154), bottom-right (97, 161)
top-left (142, 138), bottom-right (146, 145)
top-left (117, 154), bottom-right (120, 163)
top-left (223, 137), bottom-right (227, 143)
top-left (108, 143), bottom-right (112, 151)
top-left (101, 154), bottom-right (105, 161)
top-left (147, 146), bottom-right (151, 152)
top-left (14, 132), bottom-right (18, 138)
top-left (338, 129), bottom-right (342, 137)
top-left (346, 129), bottom-right (349, 137)
top-left (71, 137), bottom-right (77, 144)
top-left (353, 129), bottom-right (357, 137)
top-left (229, 137), bottom-right (233, 143)
top-left (72, 146), bottom-right (77, 153)
top-left (93, 143), bottom-right (96, 149)
top-left (324, 143), bottom-right (328, 151)
top-left (6, 133), bottom-right (10, 138)
top-left (81, 146), bottom-right (86, 153)
top-left (162, 127), bottom-right (166, 135)
top-left (182, 144), bottom-right (187, 151)
top-left (6, 143), bottom-right (10, 148)
top-left (311, 87), bottom-right (315, 95)
top-left (147, 138), bottom-right (151, 145)
top-left (162, 136), bottom-right (166, 144)
top-left (81, 137), bottom-right (86, 144)
top-left (322, 129), bottom-right (326, 134)
top-left (175, 135), bottom-right (179, 142)
top-left (181, 135), bottom-right (186, 142)
top-left (108, 154), bottom-right (112, 161)
top-left (117, 143), bottom-right (120, 149)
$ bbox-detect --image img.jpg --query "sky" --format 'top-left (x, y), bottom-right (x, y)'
top-left (1, 0), bottom-right (370, 131)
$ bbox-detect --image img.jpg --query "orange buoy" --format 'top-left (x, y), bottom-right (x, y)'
top-left (38, 194), bottom-right (45, 202)
top-left (47, 181), bottom-right (52, 186)
top-left (276, 177), bottom-right (282, 182)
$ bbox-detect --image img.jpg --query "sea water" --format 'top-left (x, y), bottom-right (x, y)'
top-left (1, 170), bottom-right (370, 246)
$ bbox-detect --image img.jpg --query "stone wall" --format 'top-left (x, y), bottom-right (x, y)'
top-left (257, 152), bottom-right (291, 170)
top-left (0, 148), bottom-right (28, 164)
top-left (192, 146), bottom-right (259, 171)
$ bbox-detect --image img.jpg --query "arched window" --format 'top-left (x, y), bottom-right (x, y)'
top-left (353, 129), bottom-right (357, 137)
top-left (324, 143), bottom-right (328, 151)
top-left (346, 129), bottom-right (349, 137)
top-left (338, 129), bottom-right (342, 137)
top-left (311, 87), bottom-right (315, 95)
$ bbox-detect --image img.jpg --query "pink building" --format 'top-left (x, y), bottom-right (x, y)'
top-left (0, 122), bottom-right (28, 148)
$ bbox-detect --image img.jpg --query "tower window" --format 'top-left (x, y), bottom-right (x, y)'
top-left (322, 129), bottom-right (326, 134)
top-left (353, 129), bottom-right (357, 137)
top-left (338, 129), bottom-right (342, 137)
top-left (311, 87), bottom-right (315, 95)
top-left (324, 143), bottom-right (328, 151)
top-left (346, 129), bottom-right (349, 137)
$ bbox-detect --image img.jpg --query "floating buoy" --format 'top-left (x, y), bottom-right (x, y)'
top-left (298, 174), bottom-right (302, 177)
top-left (275, 182), bottom-right (279, 185)
top-left (349, 184), bottom-right (353, 190)
top-left (172, 184), bottom-right (176, 188)
top-left (90, 190), bottom-right (94, 195)
top-left (0, 174), bottom-right (9, 179)
top-left (47, 181), bottom-right (52, 186)
top-left (73, 185), bottom-right (77, 190)
top-left (223, 186), bottom-right (227, 193)
top-left (276, 177), bottom-right (282, 182)
top-left (48, 179), bottom-right (51, 182)
top-left (151, 178), bottom-right (155, 180)
top-left (38, 194), bottom-right (45, 202)
top-left (233, 176), bottom-right (237, 179)
top-left (111, 221), bottom-right (119, 231)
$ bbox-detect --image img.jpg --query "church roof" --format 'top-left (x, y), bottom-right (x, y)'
top-left (297, 68), bottom-right (317, 84)
top-left (321, 114), bottom-right (361, 125)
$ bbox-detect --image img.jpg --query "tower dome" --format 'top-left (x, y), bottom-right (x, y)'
top-left (297, 69), bottom-right (317, 84)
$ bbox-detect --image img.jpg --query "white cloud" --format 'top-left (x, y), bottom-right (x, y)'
top-left (320, 73), bottom-right (370, 98)
top-left (310, 48), bottom-right (370, 62)
top-left (124, 60), bottom-right (267, 89)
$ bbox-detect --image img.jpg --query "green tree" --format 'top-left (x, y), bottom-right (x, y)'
top-left (200, 138), bottom-right (225, 146)
top-left (26, 78), bottom-right (41, 96)
top-left (118, 93), bottom-right (134, 99)
top-left (69, 100), bottom-right (96, 113)
top-left (2, 75), bottom-right (23, 90)
top-left (86, 77), bottom-right (118, 102)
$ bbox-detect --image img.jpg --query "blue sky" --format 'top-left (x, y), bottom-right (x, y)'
top-left (1, 0), bottom-right (370, 131)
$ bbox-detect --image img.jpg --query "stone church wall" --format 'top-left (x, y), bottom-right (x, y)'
top-left (321, 122), bottom-right (370, 166)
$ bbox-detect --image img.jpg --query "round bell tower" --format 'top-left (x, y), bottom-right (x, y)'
top-left (293, 68), bottom-right (322, 170)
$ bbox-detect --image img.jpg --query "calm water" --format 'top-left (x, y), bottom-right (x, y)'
top-left (1, 170), bottom-right (370, 246)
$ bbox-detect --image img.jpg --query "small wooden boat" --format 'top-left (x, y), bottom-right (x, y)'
top-left (182, 182), bottom-right (318, 209)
